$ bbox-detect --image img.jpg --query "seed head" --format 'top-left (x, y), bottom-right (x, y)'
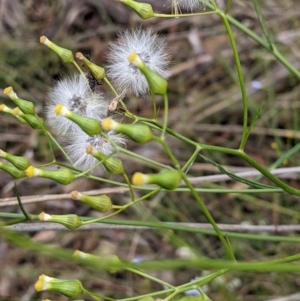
top-left (46, 74), bottom-right (108, 135)
top-left (106, 28), bottom-right (170, 96)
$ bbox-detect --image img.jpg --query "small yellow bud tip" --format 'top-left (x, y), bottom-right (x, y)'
top-left (25, 166), bottom-right (35, 177)
top-left (86, 145), bottom-right (93, 154)
top-left (101, 118), bottom-right (114, 131)
top-left (75, 52), bottom-right (84, 60)
top-left (71, 190), bottom-right (80, 200)
top-left (35, 274), bottom-right (46, 292)
top-left (128, 52), bottom-right (138, 63)
top-left (3, 87), bottom-right (13, 95)
top-left (54, 104), bottom-right (64, 115)
top-left (132, 172), bottom-right (146, 186)
top-left (73, 250), bottom-right (85, 258)
top-left (0, 104), bottom-right (5, 111)
top-left (38, 212), bottom-right (51, 221)
top-left (12, 108), bottom-right (19, 115)
top-left (40, 36), bottom-right (48, 45)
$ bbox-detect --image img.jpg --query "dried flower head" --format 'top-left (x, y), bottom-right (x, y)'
top-left (66, 131), bottom-right (126, 171)
top-left (46, 74), bottom-right (108, 135)
top-left (106, 28), bottom-right (170, 96)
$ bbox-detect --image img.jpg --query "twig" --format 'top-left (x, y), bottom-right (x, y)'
top-left (7, 222), bottom-right (300, 233)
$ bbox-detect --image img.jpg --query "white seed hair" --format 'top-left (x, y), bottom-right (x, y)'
top-left (171, 0), bottom-right (212, 12)
top-left (65, 131), bottom-right (126, 171)
top-left (106, 27), bottom-right (170, 97)
top-left (46, 74), bottom-right (108, 135)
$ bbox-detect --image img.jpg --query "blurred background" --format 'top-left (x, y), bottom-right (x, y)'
top-left (1, 0), bottom-right (300, 300)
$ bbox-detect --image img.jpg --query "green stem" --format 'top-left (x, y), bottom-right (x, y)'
top-left (46, 131), bottom-right (74, 165)
top-left (151, 92), bottom-right (157, 119)
top-left (125, 267), bottom-right (175, 288)
top-left (237, 150), bottom-right (300, 196)
top-left (225, 13), bottom-right (300, 79)
top-left (122, 172), bottom-right (135, 202)
top-left (252, 0), bottom-right (273, 50)
top-left (224, 0), bottom-right (232, 14)
top-left (181, 146), bottom-right (201, 173)
top-left (157, 138), bottom-right (236, 261)
top-left (161, 93), bottom-right (169, 139)
top-left (217, 9), bottom-right (248, 150)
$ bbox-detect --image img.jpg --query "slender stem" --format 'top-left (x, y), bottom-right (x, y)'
top-left (125, 267), bottom-right (175, 288)
top-left (224, 0), bottom-right (232, 14)
top-left (72, 61), bottom-right (85, 75)
top-left (216, 9), bottom-right (248, 150)
top-left (237, 150), bottom-right (300, 196)
top-left (46, 131), bottom-right (74, 165)
top-left (157, 138), bottom-right (236, 261)
top-left (224, 14), bottom-right (300, 79)
top-left (252, 0), bottom-right (273, 51)
top-left (161, 93), bottom-right (169, 139)
top-left (151, 92), bottom-right (157, 119)
top-left (122, 172), bottom-right (135, 202)
top-left (118, 147), bottom-right (172, 170)
top-left (103, 77), bottom-right (128, 110)
top-left (181, 146), bottom-right (201, 173)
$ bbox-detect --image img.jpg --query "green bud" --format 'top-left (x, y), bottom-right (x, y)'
top-left (86, 145), bottom-right (124, 174)
top-left (12, 108), bottom-right (43, 129)
top-left (71, 191), bottom-right (112, 213)
top-left (25, 166), bottom-right (75, 185)
top-left (128, 52), bottom-right (167, 95)
top-left (55, 104), bottom-right (101, 136)
top-left (102, 118), bottom-right (153, 144)
top-left (0, 162), bottom-right (26, 179)
top-left (40, 36), bottom-right (74, 63)
top-left (0, 104), bottom-right (26, 124)
top-left (0, 149), bottom-right (30, 170)
top-left (76, 52), bottom-right (105, 80)
top-left (121, 0), bottom-right (154, 20)
top-left (35, 274), bottom-right (84, 298)
top-left (3, 87), bottom-right (35, 114)
top-left (38, 212), bottom-right (82, 230)
top-left (132, 169), bottom-right (181, 190)
top-left (74, 250), bottom-right (122, 273)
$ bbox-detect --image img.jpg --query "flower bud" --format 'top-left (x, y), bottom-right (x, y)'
top-left (102, 118), bottom-right (153, 144)
top-left (12, 108), bottom-right (43, 129)
top-left (86, 145), bottom-right (124, 174)
top-left (74, 250), bottom-right (122, 273)
top-left (38, 212), bottom-right (82, 230)
top-left (0, 149), bottom-right (30, 170)
top-left (35, 274), bottom-right (84, 298)
top-left (25, 166), bottom-right (75, 185)
top-left (76, 52), bottom-right (105, 80)
top-left (0, 105), bottom-right (27, 123)
top-left (132, 169), bottom-right (181, 190)
top-left (3, 87), bottom-right (35, 114)
top-left (71, 191), bottom-right (112, 212)
top-left (40, 36), bottom-right (74, 63)
top-left (0, 162), bottom-right (26, 179)
top-left (120, 0), bottom-right (154, 19)
top-left (54, 104), bottom-right (101, 136)
top-left (128, 52), bottom-right (167, 95)
top-left (0, 104), bottom-right (13, 114)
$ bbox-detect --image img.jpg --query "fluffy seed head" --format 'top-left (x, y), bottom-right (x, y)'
top-left (65, 131), bottom-right (126, 171)
top-left (106, 27), bottom-right (170, 96)
top-left (171, 0), bottom-right (212, 12)
top-left (46, 74), bottom-right (108, 135)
